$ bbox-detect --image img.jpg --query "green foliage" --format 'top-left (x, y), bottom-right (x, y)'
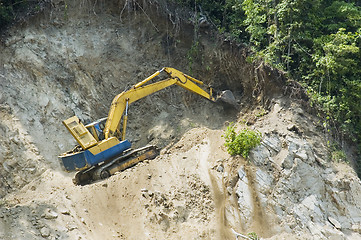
top-left (0, 5), bottom-right (11, 19)
top-left (175, 0), bottom-right (361, 173)
top-left (0, 1), bottom-right (16, 26)
top-left (239, 1), bottom-right (361, 152)
top-left (187, 40), bottom-right (200, 73)
top-left (172, 0), bottom-right (247, 41)
top-left (223, 123), bottom-right (262, 158)
top-left (331, 150), bottom-right (347, 163)
top-left (255, 107), bottom-right (267, 118)
top-left (0, 0), bottom-right (45, 31)
top-left (248, 232), bottom-right (260, 240)
top-left (328, 141), bottom-right (348, 162)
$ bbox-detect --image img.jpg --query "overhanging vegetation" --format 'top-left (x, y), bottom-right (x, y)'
top-left (176, 0), bottom-right (361, 170)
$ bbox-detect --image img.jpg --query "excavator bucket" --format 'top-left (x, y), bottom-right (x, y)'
top-left (216, 90), bottom-right (238, 107)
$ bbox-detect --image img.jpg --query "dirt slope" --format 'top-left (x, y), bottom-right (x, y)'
top-left (1, 1), bottom-right (361, 240)
top-left (2, 128), bottom-right (227, 239)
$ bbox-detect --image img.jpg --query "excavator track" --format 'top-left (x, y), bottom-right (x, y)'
top-left (73, 145), bottom-right (158, 185)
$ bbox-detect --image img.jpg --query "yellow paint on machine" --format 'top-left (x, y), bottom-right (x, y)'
top-left (62, 116), bottom-right (97, 150)
top-left (88, 137), bottom-right (120, 155)
top-left (62, 67), bottom-right (217, 153)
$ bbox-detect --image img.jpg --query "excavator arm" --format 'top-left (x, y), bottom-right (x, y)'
top-left (104, 67), bottom-right (216, 140)
top-left (60, 67), bottom-right (235, 182)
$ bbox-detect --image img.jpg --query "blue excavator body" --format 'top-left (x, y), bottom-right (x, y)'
top-left (60, 139), bottom-right (131, 172)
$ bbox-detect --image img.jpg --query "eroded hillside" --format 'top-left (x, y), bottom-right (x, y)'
top-left (1, 1), bottom-right (361, 239)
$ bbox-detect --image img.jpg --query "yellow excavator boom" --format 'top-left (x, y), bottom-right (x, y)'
top-left (60, 67), bottom-right (230, 182)
top-left (104, 67), bottom-right (216, 140)
top-left (62, 67), bottom-right (219, 152)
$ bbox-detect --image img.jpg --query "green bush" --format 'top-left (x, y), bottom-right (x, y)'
top-left (0, 2), bottom-right (14, 26)
top-left (0, 0), bottom-right (45, 31)
top-left (248, 232), bottom-right (260, 240)
top-left (223, 123), bottom-right (262, 158)
top-left (331, 150), bottom-right (347, 162)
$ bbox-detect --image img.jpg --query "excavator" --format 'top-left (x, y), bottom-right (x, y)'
top-left (59, 67), bottom-right (235, 185)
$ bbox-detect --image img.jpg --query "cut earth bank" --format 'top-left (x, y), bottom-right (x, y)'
top-left (1, 0), bottom-right (361, 239)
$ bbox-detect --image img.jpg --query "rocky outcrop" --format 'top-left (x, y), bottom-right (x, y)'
top-left (235, 133), bottom-right (361, 239)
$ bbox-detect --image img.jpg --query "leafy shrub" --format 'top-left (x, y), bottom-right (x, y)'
top-left (223, 123), bottom-right (262, 158)
top-left (0, 2), bottom-right (15, 26)
top-left (248, 232), bottom-right (260, 240)
top-left (328, 142), bottom-right (348, 163)
top-left (0, 0), bottom-right (46, 31)
top-left (331, 150), bottom-right (347, 163)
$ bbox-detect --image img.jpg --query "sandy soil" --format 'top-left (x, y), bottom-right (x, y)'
top-left (2, 127), bottom-right (233, 239)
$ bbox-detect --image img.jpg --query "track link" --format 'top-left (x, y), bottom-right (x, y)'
top-left (73, 145), bottom-right (158, 185)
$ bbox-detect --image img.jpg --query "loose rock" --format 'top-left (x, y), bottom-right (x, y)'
top-left (328, 217), bottom-right (342, 229)
top-left (40, 227), bottom-right (50, 238)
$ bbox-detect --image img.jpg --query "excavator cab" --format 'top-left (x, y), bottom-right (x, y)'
top-left (60, 116), bottom-right (132, 172)
top-left (85, 117), bottom-right (107, 142)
